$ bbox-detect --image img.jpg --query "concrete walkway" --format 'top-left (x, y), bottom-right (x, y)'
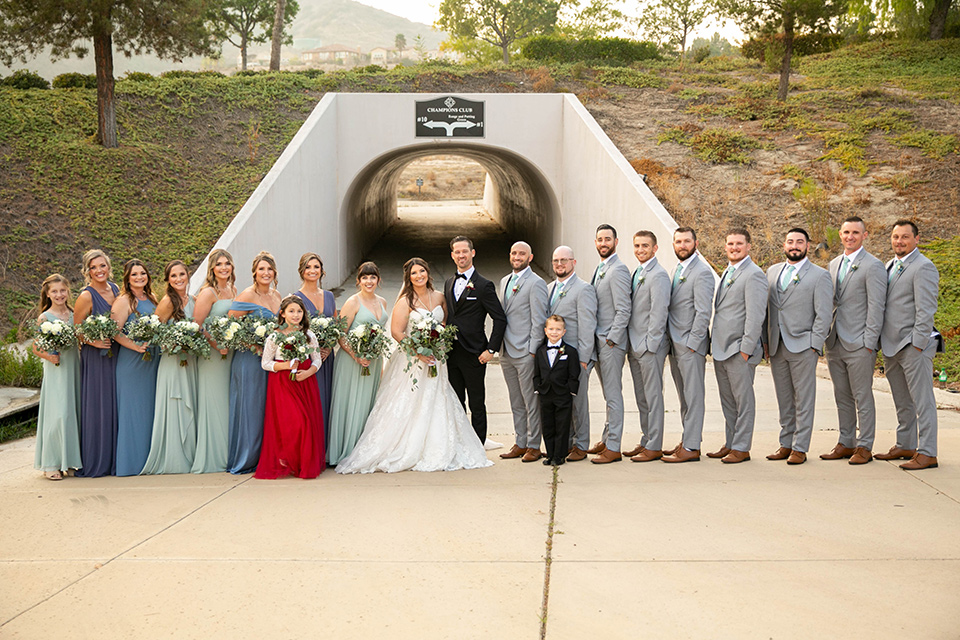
top-left (2, 205), bottom-right (959, 637)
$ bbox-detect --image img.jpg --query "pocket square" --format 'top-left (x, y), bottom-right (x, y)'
top-left (559, 355), bottom-right (568, 360)
top-left (465, 296), bottom-right (477, 301)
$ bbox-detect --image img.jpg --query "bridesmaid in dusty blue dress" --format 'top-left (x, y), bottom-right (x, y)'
top-left (192, 249), bottom-right (237, 473)
top-left (227, 250), bottom-right (282, 474)
top-left (111, 259), bottom-right (161, 476)
top-left (74, 249), bottom-right (119, 478)
top-left (32, 274), bottom-right (82, 480)
top-left (327, 262), bottom-right (389, 465)
top-left (293, 252), bottom-right (337, 442)
top-left (142, 260), bottom-right (199, 474)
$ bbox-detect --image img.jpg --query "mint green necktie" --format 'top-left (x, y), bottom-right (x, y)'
top-left (550, 282), bottom-right (563, 306)
top-left (781, 264), bottom-right (795, 292)
top-left (838, 256), bottom-right (850, 285)
top-left (672, 263), bottom-right (684, 288)
top-left (632, 267), bottom-right (643, 291)
top-left (506, 273), bottom-right (519, 300)
top-left (888, 259), bottom-right (902, 283)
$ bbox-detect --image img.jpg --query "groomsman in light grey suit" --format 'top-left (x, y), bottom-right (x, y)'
top-left (622, 231), bottom-right (671, 462)
top-left (662, 227), bottom-right (715, 463)
top-left (587, 224), bottom-right (632, 464)
top-left (876, 220), bottom-right (941, 471)
top-left (547, 246), bottom-right (598, 462)
top-left (709, 228), bottom-right (767, 464)
top-left (763, 228), bottom-right (833, 466)
top-left (822, 216), bottom-right (887, 465)
top-left (498, 241), bottom-right (550, 463)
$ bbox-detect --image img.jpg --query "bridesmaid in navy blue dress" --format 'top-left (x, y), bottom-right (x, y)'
top-left (74, 249), bottom-right (119, 477)
top-left (227, 250), bottom-right (282, 474)
top-left (293, 252), bottom-right (337, 442)
top-left (111, 259), bottom-right (161, 476)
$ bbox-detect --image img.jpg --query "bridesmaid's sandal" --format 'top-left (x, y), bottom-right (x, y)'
top-left (45, 471), bottom-right (63, 481)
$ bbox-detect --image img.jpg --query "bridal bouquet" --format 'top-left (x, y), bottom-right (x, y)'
top-left (204, 316), bottom-right (244, 359)
top-left (272, 330), bottom-right (318, 380)
top-left (33, 319), bottom-right (76, 365)
top-left (346, 322), bottom-right (391, 376)
top-left (399, 316), bottom-right (458, 379)
top-left (126, 314), bottom-right (162, 361)
top-left (309, 315), bottom-right (347, 350)
top-left (155, 320), bottom-right (211, 366)
top-left (239, 316), bottom-right (277, 353)
top-left (76, 313), bottom-right (118, 357)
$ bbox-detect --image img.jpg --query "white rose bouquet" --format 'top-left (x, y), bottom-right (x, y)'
top-left (33, 319), bottom-right (77, 365)
top-left (399, 315), bottom-right (457, 380)
top-left (346, 322), bottom-right (391, 377)
top-left (155, 320), bottom-right (211, 366)
top-left (76, 313), bottom-right (118, 357)
top-left (239, 316), bottom-right (277, 353)
top-left (272, 330), bottom-right (318, 380)
top-left (309, 315), bottom-right (347, 350)
top-left (204, 316), bottom-right (244, 359)
top-left (126, 313), bottom-right (163, 361)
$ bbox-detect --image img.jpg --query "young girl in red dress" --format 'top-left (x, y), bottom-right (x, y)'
top-left (255, 295), bottom-right (326, 479)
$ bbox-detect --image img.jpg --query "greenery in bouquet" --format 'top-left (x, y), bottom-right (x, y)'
top-left (32, 319), bottom-right (77, 365)
top-left (309, 315), bottom-right (348, 350)
top-left (240, 316), bottom-right (277, 353)
top-left (76, 313), bottom-right (119, 357)
top-left (155, 320), bottom-right (211, 366)
top-left (400, 315), bottom-right (458, 381)
top-left (346, 322), bottom-right (391, 377)
top-left (126, 313), bottom-right (162, 361)
top-left (204, 316), bottom-right (245, 359)
top-left (272, 329), bottom-right (318, 380)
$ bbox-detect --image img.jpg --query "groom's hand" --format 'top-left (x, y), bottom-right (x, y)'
top-left (478, 350), bottom-right (493, 364)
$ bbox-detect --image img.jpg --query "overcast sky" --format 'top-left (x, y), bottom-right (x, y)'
top-left (355, 0), bottom-right (440, 26)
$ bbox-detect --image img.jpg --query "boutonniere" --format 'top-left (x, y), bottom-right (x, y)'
top-left (465, 280), bottom-right (475, 291)
top-left (558, 346), bottom-right (565, 356)
top-left (598, 270), bottom-right (606, 280)
top-left (896, 263), bottom-right (905, 275)
top-left (791, 273), bottom-right (800, 285)
top-left (511, 281), bottom-right (522, 295)
top-left (725, 274), bottom-right (737, 288)
top-left (850, 264), bottom-right (859, 272)
top-left (638, 275), bottom-right (646, 286)
top-left (678, 276), bottom-right (687, 284)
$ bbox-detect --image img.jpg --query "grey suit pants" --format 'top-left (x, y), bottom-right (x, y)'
top-left (627, 346), bottom-right (668, 451)
top-left (885, 343), bottom-right (938, 456)
top-left (826, 345), bottom-right (877, 449)
top-left (570, 364), bottom-right (591, 450)
top-left (669, 345), bottom-right (706, 450)
top-left (770, 347), bottom-right (819, 452)
top-left (501, 353), bottom-right (541, 449)
top-left (713, 354), bottom-right (758, 452)
top-left (594, 339), bottom-right (627, 450)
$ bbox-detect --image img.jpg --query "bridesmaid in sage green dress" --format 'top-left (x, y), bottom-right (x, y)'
top-left (191, 249), bottom-right (237, 473)
top-left (32, 274), bottom-right (82, 480)
top-left (327, 262), bottom-right (389, 465)
top-left (111, 259), bottom-right (161, 477)
top-left (141, 260), bottom-right (198, 475)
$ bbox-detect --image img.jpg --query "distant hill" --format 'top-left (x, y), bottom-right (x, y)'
top-left (0, 0), bottom-right (446, 79)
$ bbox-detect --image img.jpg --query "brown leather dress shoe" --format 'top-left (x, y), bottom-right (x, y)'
top-left (766, 447), bottom-right (792, 461)
top-left (786, 450), bottom-right (807, 465)
top-left (820, 444), bottom-right (856, 460)
top-left (630, 449), bottom-right (663, 462)
top-left (500, 444), bottom-right (525, 459)
top-left (662, 442), bottom-right (682, 457)
top-left (848, 447), bottom-right (873, 465)
top-left (591, 449), bottom-right (622, 464)
top-left (662, 448), bottom-right (700, 463)
top-left (566, 447), bottom-right (588, 462)
top-left (622, 444), bottom-right (645, 457)
top-left (874, 446), bottom-right (917, 460)
top-left (706, 446), bottom-right (731, 459)
top-left (900, 454), bottom-right (938, 470)
top-left (521, 448), bottom-right (544, 463)
top-left (721, 450), bottom-right (751, 464)
top-left (586, 441), bottom-right (607, 455)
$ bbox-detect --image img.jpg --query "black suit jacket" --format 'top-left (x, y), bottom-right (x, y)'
top-left (533, 341), bottom-right (581, 396)
top-left (444, 270), bottom-right (507, 354)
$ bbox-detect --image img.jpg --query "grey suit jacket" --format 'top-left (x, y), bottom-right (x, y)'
top-left (711, 256), bottom-right (767, 361)
top-left (592, 253), bottom-right (632, 346)
top-left (765, 260), bottom-right (833, 356)
top-left (498, 268), bottom-right (549, 358)
top-left (548, 273), bottom-right (598, 363)
top-left (826, 250), bottom-right (886, 352)
top-left (880, 249), bottom-right (940, 357)
top-left (627, 257), bottom-right (670, 354)
top-left (668, 254), bottom-right (714, 356)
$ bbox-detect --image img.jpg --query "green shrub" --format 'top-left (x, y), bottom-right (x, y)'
top-left (159, 69), bottom-right (226, 79)
top-left (122, 71), bottom-right (155, 82)
top-left (742, 32), bottom-right (845, 63)
top-left (355, 64), bottom-right (386, 74)
top-left (521, 36), bottom-right (660, 64)
top-left (234, 70), bottom-right (260, 77)
top-left (52, 73), bottom-right (97, 89)
top-left (1, 69), bottom-right (50, 90)
top-left (297, 68), bottom-right (325, 78)
top-left (0, 347), bottom-right (43, 387)
top-left (691, 45), bottom-right (711, 64)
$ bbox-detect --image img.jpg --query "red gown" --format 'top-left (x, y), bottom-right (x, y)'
top-left (255, 359), bottom-right (326, 479)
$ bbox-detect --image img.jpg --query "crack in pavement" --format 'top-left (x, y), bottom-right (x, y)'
top-left (539, 466), bottom-right (559, 639)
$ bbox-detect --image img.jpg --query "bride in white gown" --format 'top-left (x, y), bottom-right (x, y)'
top-left (336, 258), bottom-right (493, 474)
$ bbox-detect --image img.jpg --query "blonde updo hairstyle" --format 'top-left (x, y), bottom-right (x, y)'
top-left (81, 249), bottom-right (112, 285)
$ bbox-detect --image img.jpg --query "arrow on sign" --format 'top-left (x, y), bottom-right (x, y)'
top-left (422, 120), bottom-right (477, 137)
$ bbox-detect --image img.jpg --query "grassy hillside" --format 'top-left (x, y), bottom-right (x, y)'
top-left (1, 39), bottom-right (958, 382)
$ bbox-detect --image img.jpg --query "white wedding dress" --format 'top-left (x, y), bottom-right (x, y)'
top-left (336, 305), bottom-right (494, 474)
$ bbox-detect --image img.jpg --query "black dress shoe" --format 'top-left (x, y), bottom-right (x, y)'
top-left (542, 458), bottom-right (553, 466)
top-left (554, 457), bottom-right (565, 466)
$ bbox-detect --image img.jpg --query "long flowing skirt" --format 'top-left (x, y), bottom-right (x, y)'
top-left (227, 350), bottom-right (267, 474)
top-left (141, 354), bottom-right (198, 474)
top-left (115, 345), bottom-right (159, 476)
top-left (77, 344), bottom-right (117, 477)
top-left (255, 362), bottom-right (326, 479)
top-left (35, 350), bottom-right (82, 472)
top-left (192, 351), bottom-right (233, 473)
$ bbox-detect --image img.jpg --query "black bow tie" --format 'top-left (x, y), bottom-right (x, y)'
top-left (456, 273), bottom-right (467, 280)
top-left (547, 345), bottom-right (561, 350)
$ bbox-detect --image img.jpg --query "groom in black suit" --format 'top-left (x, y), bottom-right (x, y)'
top-left (444, 235), bottom-right (508, 443)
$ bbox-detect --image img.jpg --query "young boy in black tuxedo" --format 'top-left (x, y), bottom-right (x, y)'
top-left (534, 315), bottom-right (582, 466)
